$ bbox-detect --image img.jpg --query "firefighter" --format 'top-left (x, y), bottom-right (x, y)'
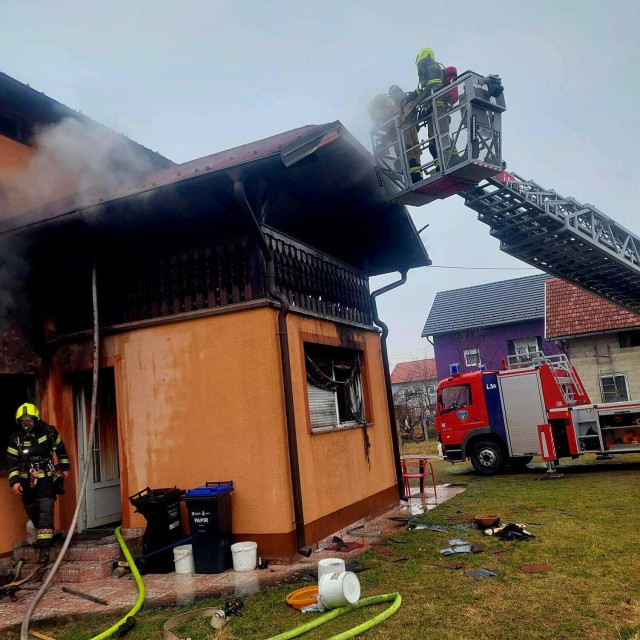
top-left (389, 85), bottom-right (422, 183)
top-left (6, 403), bottom-right (71, 564)
top-left (403, 47), bottom-right (455, 170)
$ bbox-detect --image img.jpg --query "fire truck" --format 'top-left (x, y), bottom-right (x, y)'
top-left (434, 353), bottom-right (640, 474)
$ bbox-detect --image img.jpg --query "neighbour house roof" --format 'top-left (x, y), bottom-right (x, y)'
top-left (1, 120), bottom-right (430, 277)
top-left (545, 278), bottom-right (640, 339)
top-left (390, 358), bottom-right (437, 384)
top-left (422, 273), bottom-right (548, 337)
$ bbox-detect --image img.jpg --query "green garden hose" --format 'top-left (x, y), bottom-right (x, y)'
top-left (266, 592), bottom-right (401, 640)
top-left (88, 526), bottom-right (145, 640)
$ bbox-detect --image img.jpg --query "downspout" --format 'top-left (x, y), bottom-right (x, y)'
top-left (370, 271), bottom-right (408, 501)
top-left (232, 180), bottom-right (310, 557)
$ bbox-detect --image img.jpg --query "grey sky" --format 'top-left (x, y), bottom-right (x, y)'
top-left (2, 0), bottom-right (639, 366)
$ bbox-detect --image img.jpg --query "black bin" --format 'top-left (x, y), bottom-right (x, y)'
top-left (182, 482), bottom-right (233, 574)
top-left (129, 487), bottom-right (183, 573)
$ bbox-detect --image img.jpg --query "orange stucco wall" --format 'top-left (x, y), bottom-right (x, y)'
top-left (1, 306), bottom-right (396, 556)
top-left (0, 135), bottom-right (34, 172)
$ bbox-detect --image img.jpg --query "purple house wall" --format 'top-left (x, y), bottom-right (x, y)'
top-left (422, 275), bottom-right (562, 381)
top-left (432, 318), bottom-right (562, 380)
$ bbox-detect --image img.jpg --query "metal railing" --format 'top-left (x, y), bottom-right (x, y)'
top-left (371, 71), bottom-right (506, 206)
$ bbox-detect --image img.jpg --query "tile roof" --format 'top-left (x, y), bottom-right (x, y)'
top-left (390, 358), bottom-right (437, 383)
top-left (545, 278), bottom-right (640, 339)
top-left (422, 274), bottom-right (548, 337)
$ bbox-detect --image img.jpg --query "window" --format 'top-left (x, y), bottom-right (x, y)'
top-left (619, 331), bottom-right (640, 349)
top-left (600, 373), bottom-right (629, 403)
top-left (463, 348), bottom-right (481, 367)
top-left (440, 384), bottom-right (471, 413)
top-left (427, 385), bottom-right (436, 395)
top-left (403, 387), bottom-right (417, 399)
top-left (305, 343), bottom-right (365, 432)
top-left (507, 336), bottom-right (542, 356)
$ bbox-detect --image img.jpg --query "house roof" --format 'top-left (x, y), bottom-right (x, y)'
top-left (1, 120), bottom-right (430, 277)
top-left (422, 273), bottom-right (548, 337)
top-left (390, 358), bottom-right (437, 384)
top-left (0, 70), bottom-right (173, 170)
top-left (545, 278), bottom-right (640, 339)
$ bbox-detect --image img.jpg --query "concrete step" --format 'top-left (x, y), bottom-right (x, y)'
top-left (18, 559), bottom-right (114, 583)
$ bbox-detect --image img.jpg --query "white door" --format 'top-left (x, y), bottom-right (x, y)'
top-left (74, 369), bottom-right (121, 530)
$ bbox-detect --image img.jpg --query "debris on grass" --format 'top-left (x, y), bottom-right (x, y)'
top-left (464, 568), bottom-right (498, 580)
top-left (471, 545), bottom-right (485, 554)
top-left (554, 510), bottom-right (574, 517)
top-left (390, 556), bottom-right (408, 563)
top-left (520, 564), bottom-right (553, 573)
top-left (388, 538), bottom-right (410, 544)
top-left (428, 561), bottom-right (464, 570)
top-left (483, 523), bottom-right (535, 541)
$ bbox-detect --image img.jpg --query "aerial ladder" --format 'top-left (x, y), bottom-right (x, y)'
top-left (371, 71), bottom-right (640, 316)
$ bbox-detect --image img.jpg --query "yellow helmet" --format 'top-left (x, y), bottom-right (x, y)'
top-left (416, 47), bottom-right (435, 65)
top-left (16, 403), bottom-right (39, 422)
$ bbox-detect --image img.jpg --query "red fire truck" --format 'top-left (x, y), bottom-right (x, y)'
top-left (435, 353), bottom-right (640, 474)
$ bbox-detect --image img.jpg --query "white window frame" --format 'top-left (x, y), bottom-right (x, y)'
top-left (463, 348), bottom-right (481, 367)
top-left (512, 337), bottom-right (540, 356)
top-left (599, 372), bottom-right (630, 403)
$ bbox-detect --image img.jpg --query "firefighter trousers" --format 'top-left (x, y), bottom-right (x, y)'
top-left (22, 478), bottom-right (56, 548)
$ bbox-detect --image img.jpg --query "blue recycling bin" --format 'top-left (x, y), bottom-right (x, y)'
top-left (182, 482), bottom-right (233, 574)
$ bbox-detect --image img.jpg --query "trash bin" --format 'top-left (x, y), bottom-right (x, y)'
top-left (182, 481), bottom-right (233, 574)
top-left (129, 487), bottom-right (183, 573)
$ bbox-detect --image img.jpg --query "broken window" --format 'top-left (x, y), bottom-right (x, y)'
top-left (304, 343), bottom-right (365, 432)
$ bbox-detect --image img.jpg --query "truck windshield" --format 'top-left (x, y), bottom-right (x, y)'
top-left (440, 384), bottom-right (471, 413)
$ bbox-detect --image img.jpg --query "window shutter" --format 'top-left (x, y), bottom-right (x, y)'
top-left (307, 383), bottom-right (337, 429)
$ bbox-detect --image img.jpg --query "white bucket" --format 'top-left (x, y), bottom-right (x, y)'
top-left (317, 558), bottom-right (346, 583)
top-left (318, 571), bottom-right (361, 609)
top-left (173, 544), bottom-right (194, 574)
top-left (230, 541), bottom-right (258, 572)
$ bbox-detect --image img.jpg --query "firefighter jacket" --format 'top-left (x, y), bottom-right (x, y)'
top-left (406, 59), bottom-right (446, 109)
top-left (6, 421), bottom-right (70, 487)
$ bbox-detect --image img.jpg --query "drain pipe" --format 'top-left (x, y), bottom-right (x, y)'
top-left (232, 180), bottom-right (310, 557)
top-left (370, 271), bottom-right (408, 501)
top-left (21, 262), bottom-right (101, 640)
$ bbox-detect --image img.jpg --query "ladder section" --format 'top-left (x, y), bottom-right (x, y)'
top-left (463, 173), bottom-right (640, 315)
top-left (371, 71), bottom-right (506, 207)
top-left (505, 351), bottom-right (586, 406)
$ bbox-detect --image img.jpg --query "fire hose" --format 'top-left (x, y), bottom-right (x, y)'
top-left (162, 592), bottom-right (401, 640)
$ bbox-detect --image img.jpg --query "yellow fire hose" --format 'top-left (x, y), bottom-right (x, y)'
top-left (87, 526), bottom-right (145, 640)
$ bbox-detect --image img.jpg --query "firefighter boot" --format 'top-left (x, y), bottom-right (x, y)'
top-left (37, 546), bottom-right (51, 565)
top-left (409, 158), bottom-right (422, 183)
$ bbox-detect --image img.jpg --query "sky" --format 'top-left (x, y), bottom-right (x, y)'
top-left (2, 0), bottom-right (639, 368)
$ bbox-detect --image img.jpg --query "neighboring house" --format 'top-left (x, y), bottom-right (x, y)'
top-left (390, 358), bottom-right (438, 435)
top-left (422, 274), bottom-right (562, 380)
top-left (545, 278), bottom-right (640, 404)
top-left (0, 74), bottom-right (430, 559)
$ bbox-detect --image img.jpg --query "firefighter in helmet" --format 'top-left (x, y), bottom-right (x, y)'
top-left (6, 403), bottom-right (71, 564)
top-left (403, 47), bottom-right (454, 170)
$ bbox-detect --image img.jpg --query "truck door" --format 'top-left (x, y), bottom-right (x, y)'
top-left (498, 371), bottom-right (545, 457)
top-left (439, 381), bottom-right (483, 439)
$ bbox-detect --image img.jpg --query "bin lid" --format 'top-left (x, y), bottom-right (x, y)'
top-left (183, 482), bottom-right (233, 498)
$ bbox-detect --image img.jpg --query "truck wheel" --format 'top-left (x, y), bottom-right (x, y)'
top-left (509, 456), bottom-right (533, 471)
top-left (470, 440), bottom-right (505, 475)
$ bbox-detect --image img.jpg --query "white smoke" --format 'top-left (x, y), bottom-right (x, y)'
top-left (0, 117), bottom-right (161, 220)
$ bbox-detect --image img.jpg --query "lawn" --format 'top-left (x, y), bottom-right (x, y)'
top-left (16, 445), bottom-right (640, 640)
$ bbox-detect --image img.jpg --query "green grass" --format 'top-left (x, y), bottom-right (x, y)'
top-left (14, 446), bottom-right (640, 640)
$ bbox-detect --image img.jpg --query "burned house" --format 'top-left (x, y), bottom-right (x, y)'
top-left (0, 74), bottom-right (430, 559)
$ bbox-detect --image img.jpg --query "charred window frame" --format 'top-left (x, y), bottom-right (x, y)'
top-left (304, 343), bottom-right (366, 433)
top-left (440, 384), bottom-right (471, 414)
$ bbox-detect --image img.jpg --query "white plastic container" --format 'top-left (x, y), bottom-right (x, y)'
top-left (230, 541), bottom-right (258, 572)
top-left (317, 558), bottom-right (346, 583)
top-left (173, 544), bottom-right (194, 574)
top-left (318, 571), bottom-right (361, 609)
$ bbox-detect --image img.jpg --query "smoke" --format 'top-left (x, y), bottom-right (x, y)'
top-left (0, 117), bottom-right (160, 221)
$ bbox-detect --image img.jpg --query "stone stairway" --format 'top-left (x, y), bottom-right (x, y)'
top-left (11, 529), bottom-right (143, 583)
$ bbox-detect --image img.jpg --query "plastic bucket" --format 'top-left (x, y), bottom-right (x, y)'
top-left (317, 558), bottom-right (346, 583)
top-left (173, 544), bottom-right (194, 574)
top-left (318, 571), bottom-right (361, 609)
top-left (230, 541), bottom-right (257, 572)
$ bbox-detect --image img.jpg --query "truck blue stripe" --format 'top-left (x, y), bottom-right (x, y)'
top-left (482, 372), bottom-right (508, 448)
